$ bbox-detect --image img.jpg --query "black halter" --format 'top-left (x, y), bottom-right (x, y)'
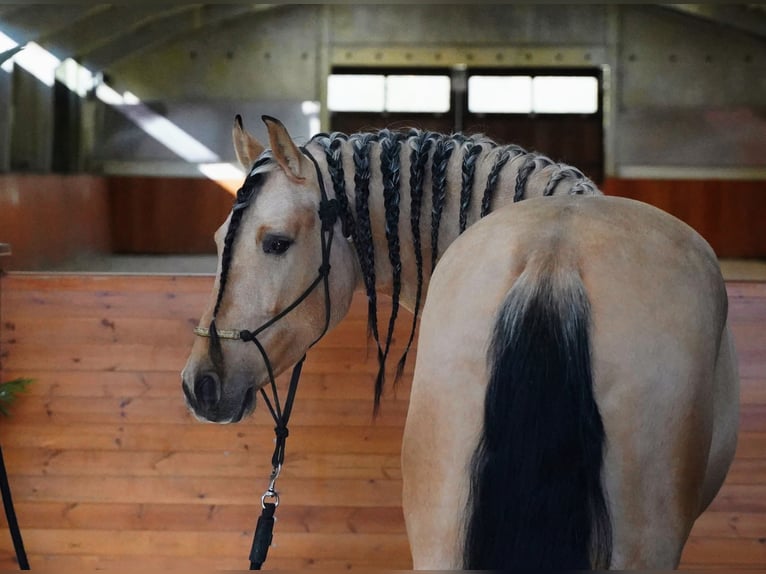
top-left (193, 145), bottom-right (340, 569)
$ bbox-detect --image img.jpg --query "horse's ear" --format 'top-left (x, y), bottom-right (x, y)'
top-left (262, 115), bottom-right (305, 184)
top-left (232, 115), bottom-right (265, 170)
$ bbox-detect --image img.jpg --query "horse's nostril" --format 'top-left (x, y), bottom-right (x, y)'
top-left (182, 381), bottom-right (195, 406)
top-left (233, 387), bottom-right (256, 423)
top-left (243, 387), bottom-right (254, 411)
top-left (194, 374), bottom-right (220, 409)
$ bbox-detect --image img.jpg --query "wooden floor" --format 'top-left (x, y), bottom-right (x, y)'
top-left (0, 273), bottom-right (764, 570)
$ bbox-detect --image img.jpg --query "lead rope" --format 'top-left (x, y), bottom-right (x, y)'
top-left (245, 147), bottom-right (338, 570)
top-left (0, 445), bottom-right (29, 569)
top-left (248, 356), bottom-right (305, 570)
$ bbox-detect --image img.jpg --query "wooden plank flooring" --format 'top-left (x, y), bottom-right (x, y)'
top-left (0, 273), bottom-right (764, 570)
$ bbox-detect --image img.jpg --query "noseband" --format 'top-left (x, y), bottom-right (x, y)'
top-left (192, 145), bottom-right (340, 569)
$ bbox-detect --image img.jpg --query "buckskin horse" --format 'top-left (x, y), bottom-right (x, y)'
top-left (181, 115), bottom-right (738, 569)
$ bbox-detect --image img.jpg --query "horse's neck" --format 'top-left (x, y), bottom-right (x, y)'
top-left (310, 131), bottom-right (599, 311)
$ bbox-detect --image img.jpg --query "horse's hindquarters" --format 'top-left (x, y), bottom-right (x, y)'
top-left (402, 195), bottom-right (737, 570)
top-left (700, 324), bottom-right (739, 512)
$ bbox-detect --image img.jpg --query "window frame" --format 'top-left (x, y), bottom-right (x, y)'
top-left (328, 66), bottom-right (455, 115)
top-left (465, 67), bottom-right (603, 117)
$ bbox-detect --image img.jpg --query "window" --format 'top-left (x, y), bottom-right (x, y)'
top-left (385, 75), bottom-right (451, 113)
top-left (468, 74), bottom-right (599, 114)
top-left (328, 73), bottom-right (451, 113)
top-left (327, 74), bottom-right (385, 112)
top-left (532, 76), bottom-right (599, 114)
top-left (468, 76), bottom-right (532, 114)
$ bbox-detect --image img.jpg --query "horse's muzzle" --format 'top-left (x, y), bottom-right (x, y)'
top-left (182, 372), bottom-right (255, 424)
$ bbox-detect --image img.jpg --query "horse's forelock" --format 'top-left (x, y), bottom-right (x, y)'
top-left (248, 151), bottom-right (276, 176)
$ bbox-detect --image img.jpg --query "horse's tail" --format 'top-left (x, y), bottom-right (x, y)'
top-left (463, 259), bottom-right (612, 569)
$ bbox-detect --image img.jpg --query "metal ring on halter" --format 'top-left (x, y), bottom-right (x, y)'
top-left (260, 490), bottom-right (280, 509)
top-left (260, 464), bottom-right (282, 509)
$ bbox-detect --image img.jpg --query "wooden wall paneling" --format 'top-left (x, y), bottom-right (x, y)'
top-left (107, 177), bottom-right (235, 255)
top-left (0, 175), bottom-right (111, 271)
top-left (105, 176), bottom-right (765, 259)
top-left (464, 114), bottom-right (605, 183)
top-left (0, 273), bottom-right (763, 570)
top-left (604, 178), bottom-right (766, 258)
top-left (0, 175), bottom-right (763, 265)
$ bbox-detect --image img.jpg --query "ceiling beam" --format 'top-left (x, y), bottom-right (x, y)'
top-left (36, 6), bottom-right (199, 64)
top-left (82, 4), bottom-right (277, 70)
top-left (664, 4), bottom-right (766, 39)
top-left (0, 5), bottom-right (104, 50)
top-left (0, 4), bottom-right (279, 71)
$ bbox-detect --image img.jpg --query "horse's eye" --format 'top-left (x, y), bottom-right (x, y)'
top-left (262, 235), bottom-right (293, 255)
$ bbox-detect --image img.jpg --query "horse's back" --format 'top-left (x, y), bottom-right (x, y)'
top-left (402, 195), bottom-right (738, 569)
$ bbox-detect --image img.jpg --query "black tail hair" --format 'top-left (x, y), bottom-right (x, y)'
top-left (463, 262), bottom-right (612, 570)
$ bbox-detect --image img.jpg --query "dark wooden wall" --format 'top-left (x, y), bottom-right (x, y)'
top-left (107, 176), bottom-right (766, 259)
top-left (603, 178), bottom-right (766, 259)
top-left (107, 176), bottom-right (236, 255)
top-left (0, 273), bottom-right (764, 569)
top-left (0, 175), bottom-right (111, 270)
top-left (1, 175), bottom-right (763, 270)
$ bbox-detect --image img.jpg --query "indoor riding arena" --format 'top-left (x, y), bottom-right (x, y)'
top-left (0, 5), bottom-right (764, 571)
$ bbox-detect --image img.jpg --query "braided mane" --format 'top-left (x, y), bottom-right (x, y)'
top-left (309, 128), bottom-right (599, 409)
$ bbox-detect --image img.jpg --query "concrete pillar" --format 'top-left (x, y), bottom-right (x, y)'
top-left (10, 66), bottom-right (54, 172)
top-left (0, 68), bottom-right (10, 172)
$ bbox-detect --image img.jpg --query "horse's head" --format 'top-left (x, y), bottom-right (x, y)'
top-left (182, 116), bottom-right (358, 423)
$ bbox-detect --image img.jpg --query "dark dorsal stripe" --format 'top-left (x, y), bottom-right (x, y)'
top-left (430, 135), bottom-right (456, 273)
top-left (459, 142), bottom-right (484, 234)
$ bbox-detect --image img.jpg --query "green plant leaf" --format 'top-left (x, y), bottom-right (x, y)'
top-left (0, 378), bottom-right (34, 416)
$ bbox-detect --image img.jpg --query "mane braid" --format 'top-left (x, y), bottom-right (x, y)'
top-left (452, 133), bottom-right (469, 145)
top-left (480, 148), bottom-right (513, 218)
top-left (430, 135), bottom-right (456, 273)
top-left (351, 133), bottom-right (385, 389)
top-left (513, 154), bottom-right (553, 202)
top-left (396, 130), bottom-right (434, 381)
top-left (316, 132), bottom-right (355, 240)
top-left (570, 176), bottom-right (598, 195)
top-left (459, 142), bottom-right (484, 234)
top-left (377, 129), bottom-right (405, 406)
top-left (544, 166), bottom-right (581, 196)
